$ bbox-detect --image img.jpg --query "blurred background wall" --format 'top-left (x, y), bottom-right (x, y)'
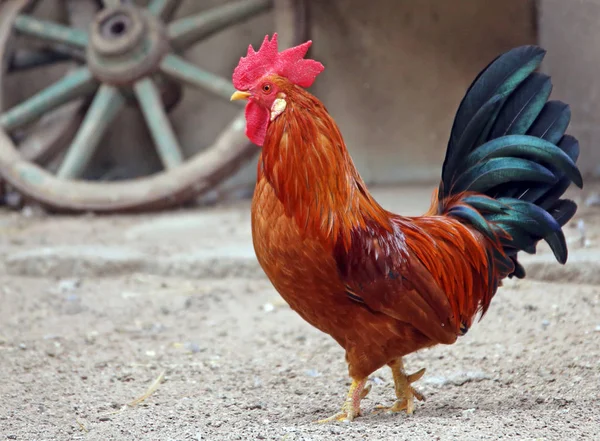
top-left (5, 0), bottom-right (598, 194)
top-left (538, 0), bottom-right (600, 179)
top-left (309, 0), bottom-right (536, 184)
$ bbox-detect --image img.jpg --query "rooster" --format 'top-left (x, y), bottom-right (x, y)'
top-left (230, 34), bottom-right (583, 422)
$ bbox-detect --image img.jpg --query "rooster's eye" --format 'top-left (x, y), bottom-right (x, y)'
top-left (262, 83), bottom-right (272, 93)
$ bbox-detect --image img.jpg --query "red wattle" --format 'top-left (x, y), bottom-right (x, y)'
top-left (245, 100), bottom-right (270, 147)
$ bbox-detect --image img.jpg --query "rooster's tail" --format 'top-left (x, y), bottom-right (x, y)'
top-left (436, 46), bottom-right (583, 279)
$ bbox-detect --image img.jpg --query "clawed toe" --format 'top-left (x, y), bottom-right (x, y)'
top-left (373, 399), bottom-right (409, 414)
top-left (316, 410), bottom-right (359, 423)
top-left (376, 359), bottom-right (427, 416)
top-left (407, 367), bottom-right (426, 383)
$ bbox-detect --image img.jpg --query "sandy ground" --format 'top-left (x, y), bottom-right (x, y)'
top-left (1, 186), bottom-right (599, 441)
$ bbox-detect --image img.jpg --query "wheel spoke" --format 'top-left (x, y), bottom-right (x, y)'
top-left (13, 14), bottom-right (89, 48)
top-left (168, 0), bottom-right (271, 50)
top-left (147, 0), bottom-right (183, 20)
top-left (19, 100), bottom-right (84, 164)
top-left (8, 48), bottom-right (73, 72)
top-left (274, 0), bottom-right (309, 49)
top-left (134, 78), bottom-right (184, 170)
top-left (159, 54), bottom-right (238, 102)
top-left (57, 85), bottom-right (125, 179)
top-left (0, 67), bottom-right (97, 132)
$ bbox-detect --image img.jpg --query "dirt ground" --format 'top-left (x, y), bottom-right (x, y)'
top-left (1, 186), bottom-right (599, 441)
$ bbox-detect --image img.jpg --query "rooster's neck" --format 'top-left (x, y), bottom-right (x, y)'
top-left (259, 87), bottom-right (391, 245)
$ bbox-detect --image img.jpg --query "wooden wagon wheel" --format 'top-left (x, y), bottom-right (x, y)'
top-left (0, 0), bottom-right (308, 212)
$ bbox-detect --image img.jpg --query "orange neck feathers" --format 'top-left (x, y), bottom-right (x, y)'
top-left (259, 85), bottom-right (391, 248)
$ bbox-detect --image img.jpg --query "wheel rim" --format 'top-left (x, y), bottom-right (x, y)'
top-left (0, 0), bottom-right (308, 212)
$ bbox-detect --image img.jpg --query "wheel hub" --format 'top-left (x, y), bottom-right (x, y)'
top-left (0, 0), bottom-right (306, 212)
top-left (87, 5), bottom-right (169, 85)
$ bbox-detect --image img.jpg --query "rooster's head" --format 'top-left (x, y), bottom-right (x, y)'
top-left (231, 34), bottom-right (324, 146)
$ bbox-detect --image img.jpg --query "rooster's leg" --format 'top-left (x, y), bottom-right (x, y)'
top-left (375, 358), bottom-right (426, 415)
top-left (316, 378), bottom-right (370, 423)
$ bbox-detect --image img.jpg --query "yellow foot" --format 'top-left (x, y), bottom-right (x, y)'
top-left (316, 380), bottom-right (371, 423)
top-left (317, 411), bottom-right (358, 423)
top-left (374, 360), bottom-right (426, 416)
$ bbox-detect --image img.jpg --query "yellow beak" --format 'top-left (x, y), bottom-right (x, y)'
top-left (230, 90), bottom-right (251, 101)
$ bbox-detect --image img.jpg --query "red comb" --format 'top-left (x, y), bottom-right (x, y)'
top-left (232, 33), bottom-right (324, 90)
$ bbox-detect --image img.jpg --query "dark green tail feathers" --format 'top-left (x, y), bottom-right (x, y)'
top-left (439, 46), bottom-right (583, 278)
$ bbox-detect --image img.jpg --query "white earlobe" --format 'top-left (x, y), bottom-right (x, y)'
top-left (270, 97), bottom-right (287, 121)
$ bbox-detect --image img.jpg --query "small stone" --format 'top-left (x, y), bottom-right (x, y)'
top-left (121, 291), bottom-right (139, 299)
top-left (594, 325), bottom-right (600, 333)
top-left (57, 278), bottom-right (81, 293)
top-left (98, 416), bottom-right (110, 422)
top-left (304, 369), bottom-right (321, 378)
top-left (541, 320), bottom-right (551, 329)
top-left (262, 303), bottom-right (275, 312)
top-left (145, 350), bottom-right (156, 357)
top-left (18, 343), bottom-right (26, 350)
top-left (85, 331), bottom-right (98, 344)
top-left (149, 323), bottom-right (165, 334)
top-left (185, 342), bottom-right (202, 353)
